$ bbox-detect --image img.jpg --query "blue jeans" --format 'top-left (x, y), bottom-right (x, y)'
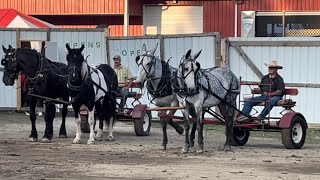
top-left (117, 87), bottom-right (129, 108)
top-left (241, 95), bottom-right (282, 118)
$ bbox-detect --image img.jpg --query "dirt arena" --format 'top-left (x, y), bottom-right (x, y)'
top-left (1, 111), bottom-right (320, 180)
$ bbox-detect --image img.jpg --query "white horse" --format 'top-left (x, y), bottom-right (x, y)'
top-left (135, 43), bottom-right (186, 150)
top-left (174, 49), bottom-right (240, 153)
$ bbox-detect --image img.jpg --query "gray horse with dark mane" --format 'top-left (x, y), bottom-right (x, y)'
top-left (174, 49), bottom-right (240, 153)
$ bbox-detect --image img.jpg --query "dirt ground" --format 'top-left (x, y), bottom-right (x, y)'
top-left (1, 111), bottom-right (320, 180)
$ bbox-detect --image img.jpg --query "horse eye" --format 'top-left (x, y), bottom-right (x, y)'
top-left (185, 68), bottom-right (189, 71)
top-left (135, 56), bottom-right (140, 62)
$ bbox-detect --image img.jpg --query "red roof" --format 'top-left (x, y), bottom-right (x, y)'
top-left (0, 9), bottom-right (54, 28)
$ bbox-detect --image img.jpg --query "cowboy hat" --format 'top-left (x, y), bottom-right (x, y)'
top-left (264, 60), bottom-right (283, 69)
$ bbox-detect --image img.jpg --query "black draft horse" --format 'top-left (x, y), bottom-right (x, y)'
top-left (1, 45), bottom-right (69, 142)
top-left (65, 44), bottom-right (118, 144)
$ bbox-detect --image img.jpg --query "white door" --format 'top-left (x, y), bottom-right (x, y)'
top-left (143, 5), bottom-right (203, 35)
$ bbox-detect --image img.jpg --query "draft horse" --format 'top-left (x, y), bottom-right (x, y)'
top-left (135, 43), bottom-right (187, 150)
top-left (1, 45), bottom-right (69, 142)
top-left (174, 49), bottom-right (240, 153)
top-left (65, 44), bottom-right (118, 144)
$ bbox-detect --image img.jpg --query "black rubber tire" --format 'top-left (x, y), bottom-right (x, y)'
top-left (282, 116), bottom-right (307, 149)
top-left (134, 110), bottom-right (151, 136)
top-left (232, 127), bottom-right (250, 146)
top-left (80, 114), bottom-right (90, 133)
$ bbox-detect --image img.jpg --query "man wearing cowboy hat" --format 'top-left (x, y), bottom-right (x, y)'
top-left (237, 60), bottom-right (285, 121)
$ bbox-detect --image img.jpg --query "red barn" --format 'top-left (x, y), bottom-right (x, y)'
top-left (1, 0), bottom-right (320, 37)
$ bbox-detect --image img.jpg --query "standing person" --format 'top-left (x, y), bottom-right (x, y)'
top-left (237, 60), bottom-right (285, 120)
top-left (113, 55), bottom-right (134, 108)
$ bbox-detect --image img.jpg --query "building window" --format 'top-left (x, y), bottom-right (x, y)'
top-left (256, 16), bottom-right (283, 37)
top-left (255, 13), bottom-right (320, 37)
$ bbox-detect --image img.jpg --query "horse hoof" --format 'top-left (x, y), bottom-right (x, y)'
top-left (95, 136), bottom-right (103, 141)
top-left (162, 144), bottom-right (167, 150)
top-left (73, 138), bottom-right (82, 144)
top-left (87, 139), bottom-right (95, 145)
top-left (196, 148), bottom-right (204, 154)
top-left (181, 146), bottom-right (189, 154)
top-left (28, 137), bottom-right (37, 142)
top-left (41, 138), bottom-right (51, 143)
top-left (106, 136), bottom-right (115, 141)
top-left (58, 134), bottom-right (67, 138)
top-left (224, 145), bottom-right (233, 153)
top-left (176, 126), bottom-right (184, 135)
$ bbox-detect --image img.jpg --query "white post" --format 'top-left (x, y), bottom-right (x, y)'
top-left (234, 0), bottom-right (238, 37)
top-left (124, 0), bottom-right (129, 36)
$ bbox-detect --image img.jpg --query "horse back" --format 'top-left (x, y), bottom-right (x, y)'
top-left (97, 64), bottom-right (118, 92)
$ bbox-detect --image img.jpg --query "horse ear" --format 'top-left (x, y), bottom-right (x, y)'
top-left (80, 44), bottom-right (85, 52)
top-left (185, 49), bottom-right (192, 59)
top-left (65, 43), bottom-right (71, 51)
top-left (151, 43), bottom-right (158, 55)
top-left (142, 43), bottom-right (147, 52)
top-left (196, 61), bottom-right (201, 70)
top-left (192, 49), bottom-right (202, 60)
top-left (8, 45), bottom-right (13, 49)
top-left (2, 45), bottom-right (8, 54)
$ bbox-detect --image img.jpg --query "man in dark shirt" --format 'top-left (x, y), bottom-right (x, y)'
top-left (237, 60), bottom-right (285, 120)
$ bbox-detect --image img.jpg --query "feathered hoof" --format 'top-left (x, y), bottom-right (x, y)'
top-left (196, 147), bottom-right (204, 154)
top-left (181, 145), bottom-right (189, 154)
top-left (72, 138), bottom-right (82, 144)
top-left (224, 145), bottom-right (234, 153)
top-left (58, 134), bottom-right (67, 138)
top-left (28, 137), bottom-right (38, 142)
top-left (87, 138), bottom-right (95, 145)
top-left (106, 135), bottom-right (115, 141)
top-left (41, 138), bottom-right (52, 143)
top-left (95, 135), bottom-right (103, 141)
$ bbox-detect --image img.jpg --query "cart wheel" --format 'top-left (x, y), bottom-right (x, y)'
top-left (232, 127), bottom-right (250, 146)
top-left (80, 114), bottom-right (90, 133)
top-left (282, 115), bottom-right (307, 149)
top-left (134, 110), bottom-right (151, 136)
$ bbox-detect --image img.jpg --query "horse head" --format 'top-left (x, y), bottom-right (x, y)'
top-left (1, 45), bottom-right (19, 86)
top-left (66, 43), bottom-right (86, 86)
top-left (178, 49), bottom-right (202, 90)
top-left (135, 43), bottom-right (158, 86)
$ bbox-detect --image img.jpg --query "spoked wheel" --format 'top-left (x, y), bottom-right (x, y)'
top-left (80, 114), bottom-right (90, 133)
top-left (232, 127), bottom-right (250, 146)
top-left (282, 116), bottom-right (307, 149)
top-left (134, 110), bottom-right (152, 136)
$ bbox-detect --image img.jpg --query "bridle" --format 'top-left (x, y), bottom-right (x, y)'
top-left (136, 52), bottom-right (157, 80)
top-left (1, 50), bottom-right (19, 79)
top-left (67, 55), bottom-right (89, 92)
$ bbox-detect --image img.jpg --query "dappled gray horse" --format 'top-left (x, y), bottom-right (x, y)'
top-left (174, 49), bottom-right (240, 153)
top-left (135, 43), bottom-right (185, 150)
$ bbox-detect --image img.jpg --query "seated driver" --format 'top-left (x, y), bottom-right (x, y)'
top-left (237, 60), bottom-right (285, 121)
top-left (113, 55), bottom-right (133, 107)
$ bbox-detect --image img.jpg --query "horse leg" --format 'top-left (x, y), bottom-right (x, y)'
top-left (72, 105), bottom-right (82, 144)
top-left (167, 110), bottom-right (184, 135)
top-left (106, 116), bottom-right (115, 141)
top-left (189, 108), bottom-right (197, 148)
top-left (58, 103), bottom-right (68, 138)
top-left (181, 108), bottom-right (191, 153)
top-left (28, 98), bottom-right (38, 142)
top-left (218, 101), bottom-right (235, 152)
top-left (42, 103), bottom-right (56, 143)
top-left (194, 104), bottom-right (204, 153)
top-left (87, 106), bottom-right (96, 144)
top-left (160, 116), bottom-right (168, 150)
top-left (95, 101), bottom-right (104, 141)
